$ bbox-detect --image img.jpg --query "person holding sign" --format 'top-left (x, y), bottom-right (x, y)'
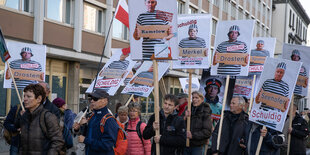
top-left (290, 49), bottom-right (308, 96)
top-left (213, 25), bottom-right (248, 75)
top-left (255, 62), bottom-right (289, 113)
top-left (133, 0), bottom-right (174, 60)
top-left (5, 47), bottom-right (43, 89)
top-left (183, 91), bottom-right (212, 155)
top-left (143, 94), bottom-right (186, 155)
top-left (211, 96), bottom-right (248, 155)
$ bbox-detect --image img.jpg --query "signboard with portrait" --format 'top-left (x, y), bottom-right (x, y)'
top-left (179, 77), bottom-right (200, 94)
top-left (4, 41), bottom-right (46, 89)
top-left (129, 0), bottom-right (178, 60)
top-left (86, 48), bottom-right (136, 96)
top-left (211, 20), bottom-right (254, 76)
top-left (173, 14), bottom-right (212, 69)
top-left (249, 57), bottom-right (301, 132)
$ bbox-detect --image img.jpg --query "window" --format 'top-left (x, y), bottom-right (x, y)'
top-left (83, 3), bottom-right (105, 33)
top-left (238, 8), bottom-right (243, 19)
top-left (212, 0), bottom-right (219, 7)
top-left (292, 14), bottom-right (295, 30)
top-left (188, 6), bottom-right (198, 14)
top-left (212, 19), bottom-right (217, 35)
top-left (1, 0), bottom-right (32, 13)
top-left (113, 18), bottom-right (129, 40)
top-left (45, 0), bottom-right (74, 24)
top-left (231, 4), bottom-right (236, 18)
top-left (223, 0), bottom-right (229, 13)
top-left (177, 0), bottom-right (185, 14)
top-left (289, 10), bottom-right (292, 27)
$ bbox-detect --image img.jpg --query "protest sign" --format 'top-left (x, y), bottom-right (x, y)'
top-left (179, 78), bottom-right (200, 94)
top-left (211, 20), bottom-right (254, 76)
top-left (249, 37), bottom-right (276, 74)
top-left (129, 0), bottom-right (178, 60)
top-left (173, 14), bottom-right (211, 69)
top-left (86, 48), bottom-right (136, 96)
top-left (4, 41), bottom-right (46, 89)
top-left (282, 43), bottom-right (310, 97)
top-left (249, 57), bottom-right (301, 131)
top-left (121, 61), bottom-right (169, 97)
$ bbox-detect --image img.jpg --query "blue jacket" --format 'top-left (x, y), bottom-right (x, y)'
top-left (84, 107), bottom-right (118, 155)
top-left (64, 109), bottom-right (76, 130)
top-left (3, 105), bottom-right (21, 147)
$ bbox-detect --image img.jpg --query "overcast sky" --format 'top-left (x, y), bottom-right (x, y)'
top-left (299, 0), bottom-right (310, 17)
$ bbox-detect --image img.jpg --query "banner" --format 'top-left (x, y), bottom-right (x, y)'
top-left (173, 14), bottom-right (211, 69)
top-left (86, 48), bottom-right (136, 96)
top-left (129, 0), bottom-right (178, 60)
top-left (211, 20), bottom-right (254, 76)
top-left (249, 57), bottom-right (301, 132)
top-left (121, 61), bottom-right (169, 97)
top-left (249, 37), bottom-right (276, 74)
top-left (179, 78), bottom-right (200, 94)
top-left (4, 41), bottom-right (46, 89)
top-left (282, 43), bottom-right (310, 97)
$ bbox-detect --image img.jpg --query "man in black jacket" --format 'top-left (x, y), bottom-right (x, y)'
top-left (38, 81), bottom-right (60, 120)
top-left (143, 94), bottom-right (186, 155)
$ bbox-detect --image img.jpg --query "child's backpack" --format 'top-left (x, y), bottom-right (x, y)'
top-left (100, 113), bottom-right (128, 155)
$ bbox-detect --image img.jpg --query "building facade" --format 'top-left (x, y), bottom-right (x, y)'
top-left (271, 0), bottom-right (310, 111)
top-left (0, 0), bottom-right (273, 116)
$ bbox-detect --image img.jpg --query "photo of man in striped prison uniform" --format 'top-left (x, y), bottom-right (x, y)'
top-left (95, 49), bottom-right (130, 92)
top-left (128, 65), bottom-right (154, 96)
top-left (133, 0), bottom-right (173, 60)
top-left (213, 25), bottom-right (248, 75)
top-left (178, 24), bottom-right (206, 65)
top-left (255, 62), bottom-right (289, 112)
top-left (290, 49), bottom-right (308, 96)
top-left (250, 40), bottom-right (270, 74)
top-left (5, 47), bottom-right (43, 89)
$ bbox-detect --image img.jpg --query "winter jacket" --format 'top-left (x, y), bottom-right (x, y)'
top-left (211, 111), bottom-right (249, 155)
top-left (187, 102), bottom-right (212, 147)
top-left (289, 113), bottom-right (309, 155)
top-left (83, 106), bottom-right (119, 155)
top-left (243, 122), bottom-right (280, 155)
top-left (143, 110), bottom-right (186, 155)
top-left (126, 117), bottom-right (151, 155)
top-left (4, 104), bottom-right (21, 147)
top-left (43, 98), bottom-right (60, 120)
top-left (15, 104), bottom-right (64, 155)
top-left (63, 109), bottom-right (76, 130)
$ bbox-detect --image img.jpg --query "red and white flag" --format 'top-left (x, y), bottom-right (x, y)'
top-left (115, 0), bottom-right (129, 28)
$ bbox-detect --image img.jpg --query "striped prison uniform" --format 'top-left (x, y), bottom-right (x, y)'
top-left (216, 40), bottom-right (248, 75)
top-left (294, 65), bottom-right (307, 96)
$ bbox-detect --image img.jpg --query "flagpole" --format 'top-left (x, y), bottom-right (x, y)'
top-left (92, 13), bottom-right (116, 92)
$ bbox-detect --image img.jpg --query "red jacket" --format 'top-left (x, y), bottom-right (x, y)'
top-left (126, 118), bottom-right (151, 155)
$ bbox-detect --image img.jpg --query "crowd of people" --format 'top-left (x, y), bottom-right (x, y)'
top-left (2, 81), bottom-right (310, 155)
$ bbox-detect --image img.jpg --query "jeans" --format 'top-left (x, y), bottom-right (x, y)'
top-left (184, 146), bottom-right (204, 155)
top-left (10, 145), bottom-right (19, 155)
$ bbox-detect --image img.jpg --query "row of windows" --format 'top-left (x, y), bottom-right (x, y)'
top-left (289, 9), bottom-right (308, 42)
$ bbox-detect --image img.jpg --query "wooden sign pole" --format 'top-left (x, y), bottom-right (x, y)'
top-left (152, 60), bottom-right (160, 155)
top-left (125, 94), bottom-right (134, 107)
top-left (186, 69), bottom-right (194, 147)
top-left (216, 75), bottom-right (230, 150)
top-left (248, 75), bottom-right (256, 114)
top-left (255, 125), bottom-right (266, 155)
top-left (6, 61), bottom-right (25, 111)
top-left (286, 95), bottom-right (295, 155)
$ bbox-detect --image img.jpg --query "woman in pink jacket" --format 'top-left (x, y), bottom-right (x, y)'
top-left (126, 103), bottom-right (151, 155)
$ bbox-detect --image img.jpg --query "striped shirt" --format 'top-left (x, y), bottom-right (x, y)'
top-left (107, 60), bottom-right (129, 70)
top-left (137, 10), bottom-right (169, 60)
top-left (133, 71), bottom-right (153, 87)
top-left (179, 37), bottom-right (206, 48)
top-left (216, 40), bottom-right (248, 75)
top-left (250, 49), bottom-right (270, 66)
top-left (262, 79), bottom-right (289, 97)
top-left (294, 65), bottom-right (307, 95)
top-left (9, 59), bottom-right (42, 89)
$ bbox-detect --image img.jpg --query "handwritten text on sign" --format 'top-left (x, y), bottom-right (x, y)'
top-left (99, 69), bottom-right (127, 79)
top-left (215, 53), bottom-right (248, 66)
top-left (250, 56), bottom-right (266, 64)
top-left (138, 25), bottom-right (170, 39)
top-left (179, 48), bottom-right (207, 57)
top-left (131, 77), bottom-right (153, 87)
top-left (296, 75), bottom-right (308, 88)
top-left (12, 69), bottom-right (43, 81)
top-left (258, 90), bottom-right (289, 112)
top-left (95, 79), bottom-right (121, 88)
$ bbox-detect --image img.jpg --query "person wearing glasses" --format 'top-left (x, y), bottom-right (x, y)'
top-left (73, 89), bottom-right (119, 155)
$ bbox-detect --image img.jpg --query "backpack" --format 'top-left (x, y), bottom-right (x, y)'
top-left (99, 113), bottom-right (128, 155)
top-left (3, 104), bottom-right (21, 145)
top-left (39, 110), bottom-right (73, 149)
top-left (125, 121), bottom-right (144, 144)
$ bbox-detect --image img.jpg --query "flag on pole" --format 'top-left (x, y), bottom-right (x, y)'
top-left (115, 0), bottom-right (129, 28)
top-left (0, 28), bottom-right (11, 63)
